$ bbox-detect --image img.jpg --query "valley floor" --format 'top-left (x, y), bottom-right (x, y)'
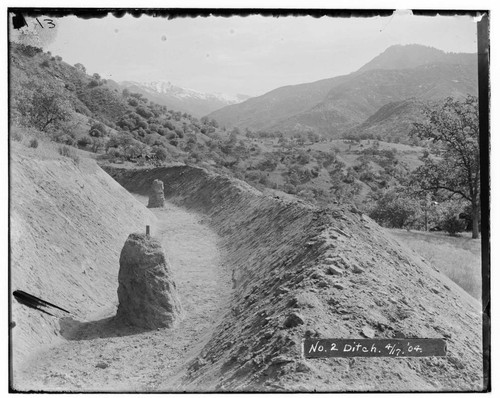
top-left (13, 197), bottom-right (232, 392)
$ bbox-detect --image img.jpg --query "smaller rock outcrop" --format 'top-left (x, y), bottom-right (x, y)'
top-left (283, 312), bottom-right (305, 328)
top-left (148, 179), bottom-right (165, 208)
top-left (117, 233), bottom-right (182, 329)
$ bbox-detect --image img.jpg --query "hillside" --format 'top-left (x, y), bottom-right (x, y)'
top-left (357, 44), bottom-right (477, 73)
top-left (8, 42), bottom-right (230, 166)
top-left (207, 74), bottom-right (352, 132)
top-left (9, 40), bottom-right (480, 250)
top-left (347, 99), bottom-right (425, 142)
top-left (278, 63), bottom-right (477, 136)
top-left (8, 42), bottom-right (436, 211)
top-left (208, 44), bottom-right (478, 141)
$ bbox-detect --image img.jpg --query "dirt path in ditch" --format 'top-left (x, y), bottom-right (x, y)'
top-left (15, 198), bottom-right (232, 392)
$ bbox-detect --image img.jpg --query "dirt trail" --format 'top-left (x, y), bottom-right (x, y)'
top-left (15, 198), bottom-right (232, 392)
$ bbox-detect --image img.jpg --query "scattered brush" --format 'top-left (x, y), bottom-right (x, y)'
top-left (58, 145), bottom-right (80, 164)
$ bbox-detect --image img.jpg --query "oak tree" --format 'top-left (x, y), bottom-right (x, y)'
top-left (411, 95), bottom-right (480, 238)
top-left (18, 83), bottom-right (72, 132)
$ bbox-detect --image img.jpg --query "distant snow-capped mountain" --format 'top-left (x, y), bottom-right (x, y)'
top-left (120, 80), bottom-right (251, 118)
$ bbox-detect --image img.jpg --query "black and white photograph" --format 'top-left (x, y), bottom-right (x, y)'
top-left (8, 5), bottom-right (490, 393)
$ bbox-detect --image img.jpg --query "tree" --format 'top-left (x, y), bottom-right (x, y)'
top-left (152, 146), bottom-right (168, 162)
top-left (369, 187), bottom-right (421, 229)
top-left (210, 118), bottom-right (219, 128)
top-left (411, 95), bottom-right (480, 238)
top-left (77, 135), bottom-right (92, 148)
top-left (17, 83), bottom-right (72, 132)
top-left (74, 63), bottom-right (86, 73)
top-left (89, 122), bottom-right (107, 137)
top-left (90, 137), bottom-right (104, 153)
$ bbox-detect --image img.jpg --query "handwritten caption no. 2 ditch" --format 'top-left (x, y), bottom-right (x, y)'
top-left (304, 338), bottom-right (447, 358)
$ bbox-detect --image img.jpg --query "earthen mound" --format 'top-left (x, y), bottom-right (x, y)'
top-left (148, 179), bottom-right (165, 208)
top-left (117, 232), bottom-right (182, 329)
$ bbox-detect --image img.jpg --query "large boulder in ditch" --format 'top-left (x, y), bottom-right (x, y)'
top-left (116, 233), bottom-right (182, 329)
top-left (148, 179), bottom-right (165, 208)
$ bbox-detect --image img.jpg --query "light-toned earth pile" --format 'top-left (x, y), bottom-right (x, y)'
top-left (117, 232), bottom-right (182, 329)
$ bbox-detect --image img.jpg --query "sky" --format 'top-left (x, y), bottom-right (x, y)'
top-left (12, 11), bottom-right (478, 97)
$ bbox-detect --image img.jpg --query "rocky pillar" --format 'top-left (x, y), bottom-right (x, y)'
top-left (148, 179), bottom-right (165, 208)
top-left (117, 233), bottom-right (182, 329)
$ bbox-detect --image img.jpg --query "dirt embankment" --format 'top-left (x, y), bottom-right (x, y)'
top-left (15, 196), bottom-right (231, 392)
top-left (10, 148), bottom-right (155, 371)
top-left (105, 165), bottom-right (484, 392)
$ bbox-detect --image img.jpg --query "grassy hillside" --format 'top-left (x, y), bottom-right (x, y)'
top-left (388, 229), bottom-right (482, 300)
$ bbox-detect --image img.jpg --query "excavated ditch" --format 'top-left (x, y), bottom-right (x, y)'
top-left (10, 150), bottom-right (155, 372)
top-left (104, 165), bottom-right (484, 392)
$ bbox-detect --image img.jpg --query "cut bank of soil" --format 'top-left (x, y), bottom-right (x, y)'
top-left (14, 197), bottom-right (232, 392)
top-left (10, 144), bottom-right (156, 370)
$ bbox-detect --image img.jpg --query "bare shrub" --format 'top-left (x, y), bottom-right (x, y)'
top-left (58, 145), bottom-right (80, 164)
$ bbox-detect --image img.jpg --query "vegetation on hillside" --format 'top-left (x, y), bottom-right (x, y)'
top-left (9, 42), bottom-right (481, 238)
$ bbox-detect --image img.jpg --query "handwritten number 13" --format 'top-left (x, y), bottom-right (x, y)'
top-left (35, 18), bottom-right (55, 28)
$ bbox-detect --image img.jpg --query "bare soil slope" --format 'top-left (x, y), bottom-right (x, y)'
top-left (10, 143), bottom-right (155, 376)
top-left (105, 165), bottom-right (484, 392)
top-left (14, 197), bottom-right (231, 391)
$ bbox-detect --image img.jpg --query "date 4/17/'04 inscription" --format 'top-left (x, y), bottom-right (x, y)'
top-left (303, 338), bottom-right (447, 358)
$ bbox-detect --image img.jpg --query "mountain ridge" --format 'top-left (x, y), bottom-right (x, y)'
top-left (277, 62), bottom-right (477, 136)
top-left (208, 44), bottom-right (478, 140)
top-left (358, 44), bottom-right (477, 73)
